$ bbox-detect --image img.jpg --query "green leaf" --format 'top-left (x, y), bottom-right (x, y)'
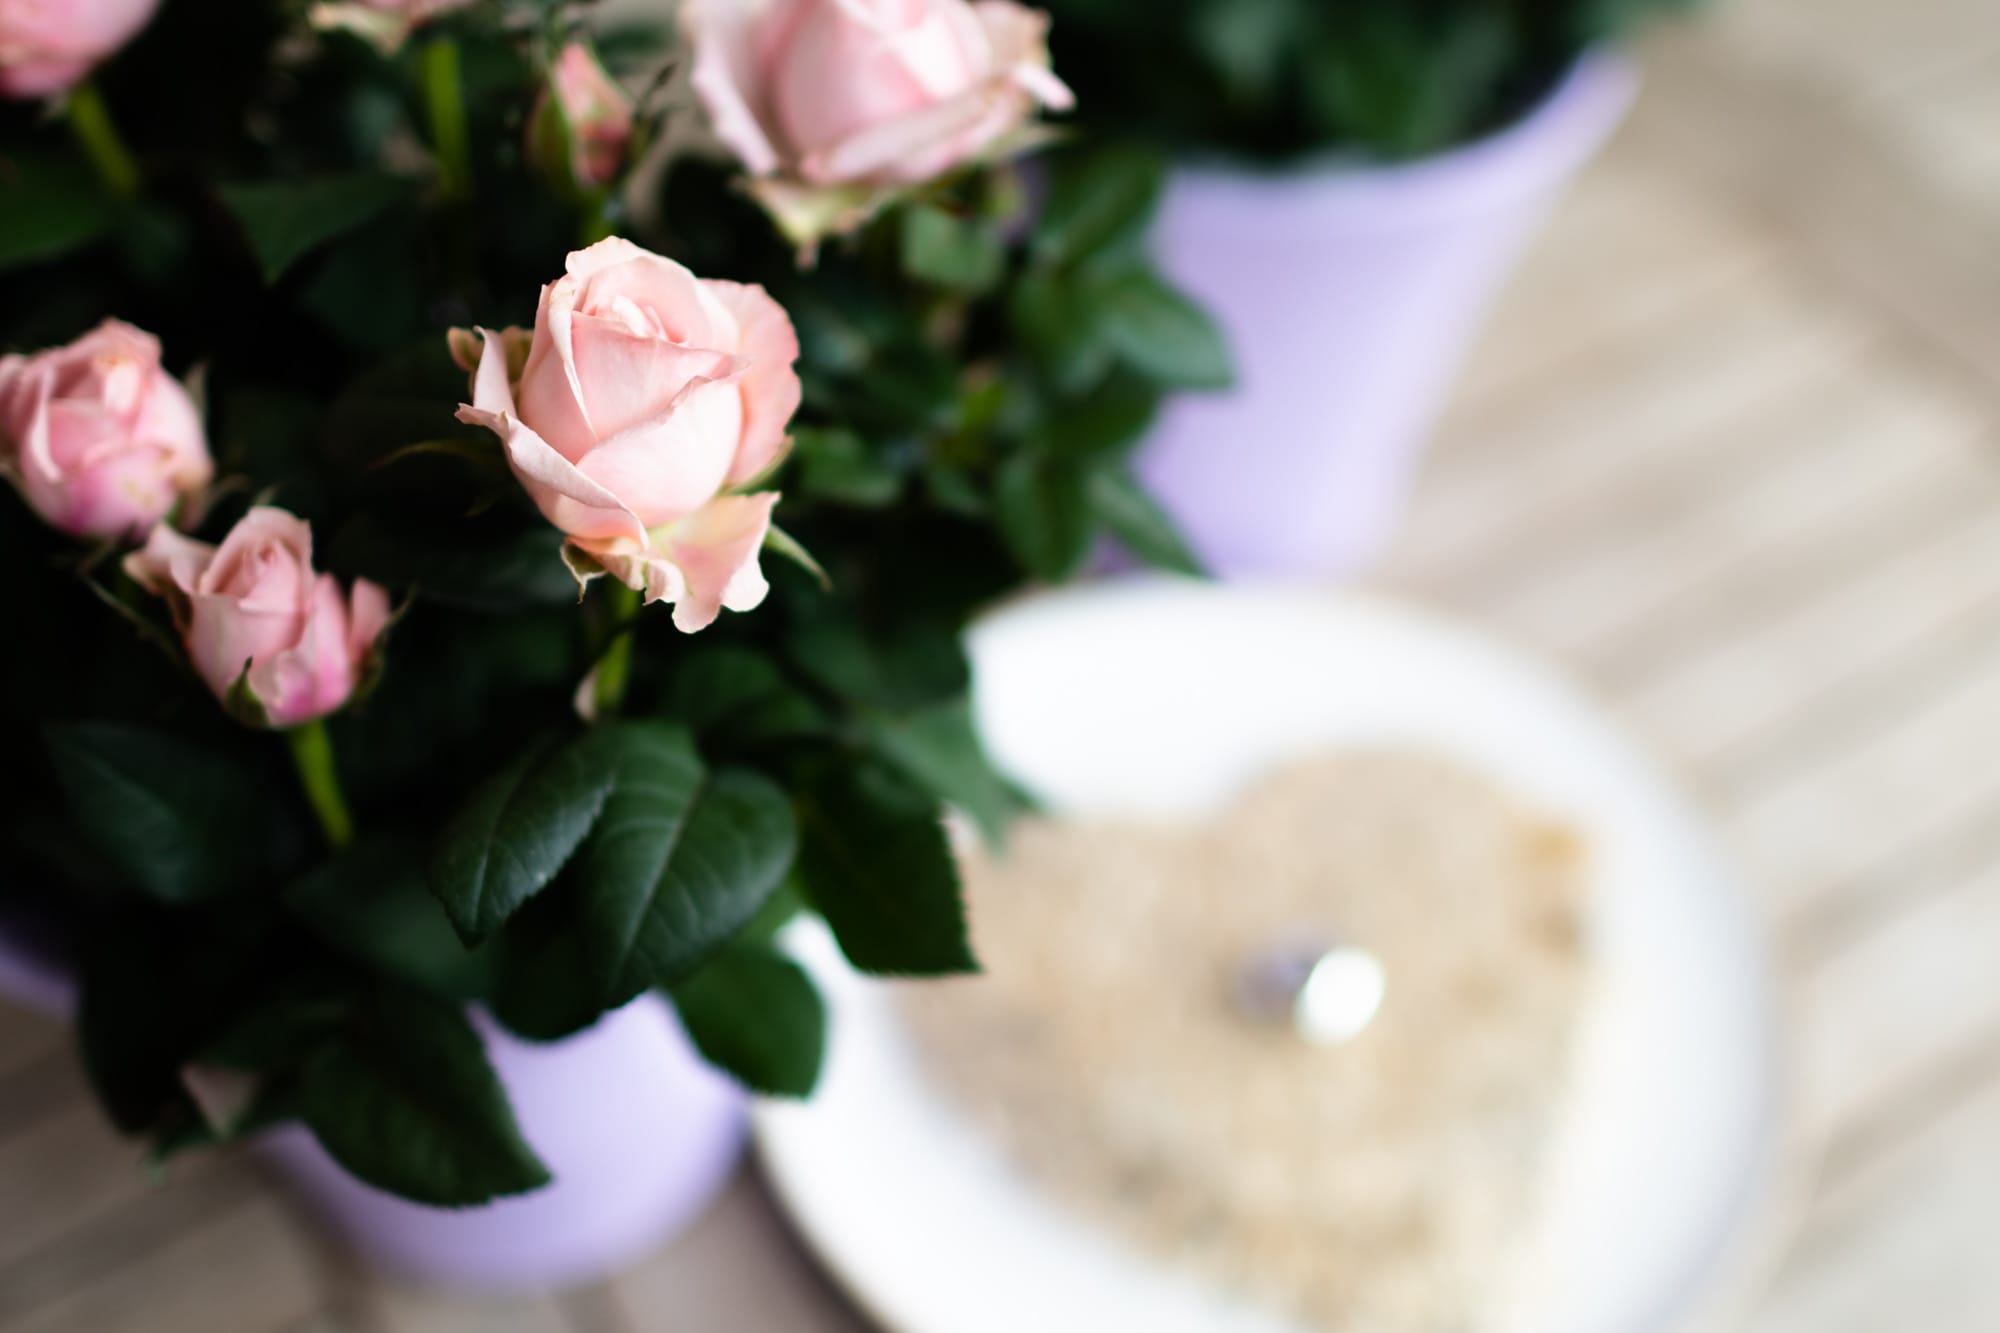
top-left (567, 722), bottom-right (798, 1006)
top-left (867, 697), bottom-right (1026, 847)
top-left (298, 988), bottom-right (551, 1207)
top-left (1010, 268), bottom-right (1115, 394)
top-left (0, 155), bottom-right (117, 271)
top-left (671, 943), bottom-right (826, 1098)
top-left (45, 723), bottom-right (277, 904)
top-left (218, 174), bottom-right (409, 284)
top-left (797, 759), bottom-right (974, 976)
top-left (1099, 271), bottom-right (1235, 390)
top-left (793, 426), bottom-right (903, 507)
top-left (1033, 146), bottom-right (1167, 268)
top-left (488, 883), bottom-right (604, 1043)
top-left (764, 524), bottom-right (830, 589)
top-left (286, 837), bottom-right (499, 1000)
top-left (994, 451), bottom-right (1093, 580)
top-left (428, 732), bottom-right (621, 942)
top-left (1087, 467), bottom-right (1205, 576)
top-left (665, 649), bottom-right (826, 754)
top-left (787, 610), bottom-right (971, 714)
top-left (899, 204), bottom-right (1005, 291)
top-left (1040, 373), bottom-right (1159, 461)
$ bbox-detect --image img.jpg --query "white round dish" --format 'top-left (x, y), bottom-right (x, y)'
top-left (755, 578), bottom-right (1788, 1333)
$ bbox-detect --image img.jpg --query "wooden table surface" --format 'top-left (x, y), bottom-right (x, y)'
top-left (7, 1), bottom-right (2000, 1327)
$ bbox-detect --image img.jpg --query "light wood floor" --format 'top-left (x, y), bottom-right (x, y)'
top-left (5, 1), bottom-right (2000, 1327)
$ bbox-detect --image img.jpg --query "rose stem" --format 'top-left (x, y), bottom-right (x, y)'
top-left (579, 190), bottom-right (616, 247)
top-left (287, 720), bottom-right (355, 850)
top-left (421, 37), bottom-right (473, 202)
top-left (592, 581), bottom-right (642, 717)
top-left (65, 81), bottom-right (139, 196)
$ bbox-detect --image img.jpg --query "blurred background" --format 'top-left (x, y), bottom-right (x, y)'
top-left (5, 0), bottom-right (2000, 1327)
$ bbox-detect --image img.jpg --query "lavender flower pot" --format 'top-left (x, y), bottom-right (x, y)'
top-left (0, 918), bottom-right (746, 1292)
top-left (1136, 55), bottom-right (1638, 578)
top-left (258, 997), bottom-right (748, 1292)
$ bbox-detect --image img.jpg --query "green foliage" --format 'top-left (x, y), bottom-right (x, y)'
top-left (796, 758), bottom-right (976, 977)
top-left (218, 175), bottom-right (411, 284)
top-left (428, 731), bottom-right (623, 942)
top-left (297, 987), bottom-right (551, 1206)
top-left (285, 837), bottom-right (499, 1000)
top-left (1043, 0), bottom-right (1695, 162)
top-left (0, 155), bottom-right (119, 271)
top-left (0, 0), bottom-right (1224, 1208)
top-left (45, 722), bottom-right (302, 905)
top-left (565, 723), bottom-right (797, 1006)
top-left (671, 942), bottom-right (827, 1098)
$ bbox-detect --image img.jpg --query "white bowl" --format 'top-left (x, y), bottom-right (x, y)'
top-left (756, 578), bottom-right (1789, 1333)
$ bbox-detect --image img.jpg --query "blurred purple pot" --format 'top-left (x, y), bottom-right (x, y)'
top-left (1136, 55), bottom-right (1638, 578)
top-left (260, 997), bottom-right (747, 1291)
top-left (0, 917), bottom-right (746, 1292)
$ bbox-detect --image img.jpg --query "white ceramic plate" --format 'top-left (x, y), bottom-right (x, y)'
top-left (756, 579), bottom-right (1787, 1333)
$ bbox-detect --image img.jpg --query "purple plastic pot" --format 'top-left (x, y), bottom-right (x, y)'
top-left (0, 918), bottom-right (747, 1292)
top-left (1135, 55), bottom-right (1638, 578)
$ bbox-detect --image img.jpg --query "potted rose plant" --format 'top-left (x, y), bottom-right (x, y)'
top-left (0, 0), bottom-right (1221, 1289)
top-left (1042, 0), bottom-right (1693, 576)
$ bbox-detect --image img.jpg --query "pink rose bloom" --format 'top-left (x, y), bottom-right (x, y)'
top-left (124, 507), bottom-right (391, 729)
top-left (0, 319), bottom-right (211, 540)
top-left (530, 43), bottom-right (635, 190)
top-left (454, 238), bottom-right (801, 633)
top-left (687, 0), bottom-right (1072, 243)
top-left (0, 0), bottom-right (159, 99)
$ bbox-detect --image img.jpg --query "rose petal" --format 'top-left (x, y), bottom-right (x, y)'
top-left (515, 292), bottom-right (600, 461)
top-left (565, 315), bottom-right (739, 442)
top-left (573, 374), bottom-right (747, 528)
top-left (685, 0), bottom-right (793, 176)
top-left (347, 577), bottom-right (392, 663)
top-left (658, 491), bottom-right (778, 633)
top-left (461, 402), bottom-right (647, 546)
top-left (703, 280), bottom-right (803, 487)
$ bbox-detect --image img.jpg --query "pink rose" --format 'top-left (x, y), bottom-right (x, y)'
top-left (453, 237), bottom-right (801, 633)
top-left (688, 0), bottom-right (1072, 243)
top-left (0, 0), bottom-right (159, 98)
top-left (529, 43), bottom-right (635, 191)
top-left (124, 507), bottom-right (391, 729)
top-left (0, 319), bottom-right (211, 540)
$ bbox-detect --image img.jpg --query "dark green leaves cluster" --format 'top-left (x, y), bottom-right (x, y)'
top-left (1, 0), bottom-right (1229, 1213)
top-left (1041, 0), bottom-right (1695, 162)
top-left (428, 721), bottom-right (797, 1004)
top-left (744, 145), bottom-right (1222, 587)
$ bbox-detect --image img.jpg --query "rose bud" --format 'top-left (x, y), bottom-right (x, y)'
top-left (686, 0), bottom-right (1073, 247)
top-left (528, 42), bottom-right (635, 192)
top-left (453, 237), bottom-right (801, 633)
top-left (0, 319), bottom-right (211, 540)
top-left (0, 0), bottom-right (160, 99)
top-left (124, 507), bottom-right (391, 730)
top-left (307, 0), bottom-right (476, 55)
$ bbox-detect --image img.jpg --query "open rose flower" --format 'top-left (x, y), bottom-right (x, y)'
top-left (0, 319), bottom-right (211, 540)
top-left (687, 0), bottom-right (1072, 247)
top-left (125, 507), bottom-right (391, 729)
top-left (452, 237), bottom-right (800, 632)
top-left (0, 0), bottom-right (159, 98)
top-left (528, 42), bottom-right (635, 192)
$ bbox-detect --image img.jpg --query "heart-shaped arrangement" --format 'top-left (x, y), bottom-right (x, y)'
top-left (906, 749), bottom-right (1590, 1332)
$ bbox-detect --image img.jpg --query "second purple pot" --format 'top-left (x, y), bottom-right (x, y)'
top-left (1135, 55), bottom-right (1638, 579)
